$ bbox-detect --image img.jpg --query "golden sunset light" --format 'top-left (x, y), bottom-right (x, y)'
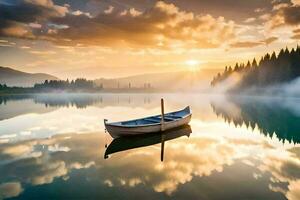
top-left (1, 1), bottom-right (300, 200)
top-left (185, 60), bottom-right (201, 71)
top-left (0, 0), bottom-right (299, 79)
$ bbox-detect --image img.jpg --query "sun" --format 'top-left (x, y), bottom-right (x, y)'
top-left (185, 60), bottom-right (200, 71)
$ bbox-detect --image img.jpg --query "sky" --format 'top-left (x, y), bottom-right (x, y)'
top-left (0, 0), bottom-right (300, 79)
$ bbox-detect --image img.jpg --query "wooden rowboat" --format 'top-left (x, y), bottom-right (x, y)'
top-left (104, 99), bottom-right (192, 138)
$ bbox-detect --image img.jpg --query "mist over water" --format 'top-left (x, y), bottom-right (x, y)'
top-left (211, 75), bottom-right (300, 98)
top-left (277, 77), bottom-right (300, 97)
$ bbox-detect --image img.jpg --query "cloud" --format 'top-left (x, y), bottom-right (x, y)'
top-left (294, 28), bottom-right (300, 33)
top-left (258, 152), bottom-right (300, 200)
top-left (286, 180), bottom-right (300, 200)
top-left (0, 182), bottom-right (23, 199)
top-left (0, 141), bottom-right (36, 159)
top-left (25, 0), bottom-right (68, 16)
top-left (20, 45), bottom-right (31, 49)
top-left (0, 22), bottom-right (34, 39)
top-left (230, 36), bottom-right (278, 48)
top-left (272, 2), bottom-right (290, 10)
top-left (280, 5), bottom-right (300, 25)
top-left (52, 1), bottom-right (236, 48)
top-left (29, 50), bottom-right (57, 55)
top-left (30, 161), bottom-right (68, 185)
top-left (0, 1), bottom-right (236, 49)
top-left (292, 0), bottom-right (300, 5)
top-left (292, 28), bottom-right (300, 39)
top-left (71, 10), bottom-right (91, 18)
top-left (128, 8), bottom-right (142, 17)
top-left (244, 17), bottom-right (256, 23)
top-left (0, 0), bottom-right (68, 38)
top-left (292, 34), bottom-right (300, 39)
top-left (104, 5), bottom-right (114, 14)
top-left (265, 2), bottom-right (300, 29)
top-left (264, 36), bottom-right (278, 44)
top-left (230, 41), bottom-right (262, 48)
top-left (153, 0), bottom-right (275, 23)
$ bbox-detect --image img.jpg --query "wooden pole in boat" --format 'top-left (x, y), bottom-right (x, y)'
top-left (161, 134), bottom-right (165, 162)
top-left (161, 98), bottom-right (165, 131)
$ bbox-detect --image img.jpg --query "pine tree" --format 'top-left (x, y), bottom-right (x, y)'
top-left (245, 61), bottom-right (251, 71)
top-left (271, 52), bottom-right (276, 60)
top-left (252, 58), bottom-right (258, 68)
top-left (234, 63), bottom-right (239, 71)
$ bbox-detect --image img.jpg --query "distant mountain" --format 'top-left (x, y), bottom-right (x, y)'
top-left (0, 66), bottom-right (58, 87)
top-left (94, 69), bottom-right (220, 92)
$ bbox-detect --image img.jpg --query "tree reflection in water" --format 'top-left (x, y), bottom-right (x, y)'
top-left (211, 96), bottom-right (300, 144)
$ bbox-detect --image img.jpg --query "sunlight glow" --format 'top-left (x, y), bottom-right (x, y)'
top-left (185, 60), bottom-right (200, 71)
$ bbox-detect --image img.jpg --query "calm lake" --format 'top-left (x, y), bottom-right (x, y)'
top-left (0, 93), bottom-right (299, 200)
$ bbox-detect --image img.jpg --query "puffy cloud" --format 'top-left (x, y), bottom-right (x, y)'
top-left (0, 140), bottom-right (37, 160)
top-left (30, 161), bottom-right (68, 185)
top-left (0, 182), bottom-right (23, 199)
top-left (72, 10), bottom-right (91, 18)
top-left (286, 180), bottom-right (300, 200)
top-left (264, 1), bottom-right (300, 29)
top-left (244, 17), bottom-right (256, 23)
top-left (104, 5), bottom-right (114, 14)
top-left (128, 8), bottom-right (142, 17)
top-left (292, 0), bottom-right (300, 5)
top-left (258, 152), bottom-right (300, 200)
top-left (80, 0), bottom-right (277, 23)
top-left (25, 0), bottom-right (68, 16)
top-left (272, 2), bottom-right (290, 10)
top-left (280, 6), bottom-right (300, 25)
top-left (29, 22), bottom-right (42, 29)
top-left (0, 22), bottom-right (34, 39)
top-left (0, 1), bottom-right (236, 49)
top-left (0, 0), bottom-right (68, 38)
top-left (50, 1), bottom-right (236, 48)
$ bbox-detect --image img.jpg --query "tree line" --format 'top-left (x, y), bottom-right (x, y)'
top-left (0, 84), bottom-right (8, 89)
top-left (34, 78), bottom-right (102, 91)
top-left (0, 78), bottom-right (155, 94)
top-left (211, 45), bottom-right (300, 90)
top-left (0, 79), bottom-right (102, 94)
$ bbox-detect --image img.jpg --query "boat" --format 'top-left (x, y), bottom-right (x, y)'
top-left (104, 125), bottom-right (192, 160)
top-left (104, 99), bottom-right (192, 138)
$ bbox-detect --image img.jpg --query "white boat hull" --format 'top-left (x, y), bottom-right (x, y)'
top-left (104, 106), bottom-right (192, 138)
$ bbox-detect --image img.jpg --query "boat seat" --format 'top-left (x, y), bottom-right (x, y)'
top-left (165, 115), bottom-right (182, 119)
top-left (163, 117), bottom-right (177, 121)
top-left (144, 118), bottom-right (161, 123)
top-left (156, 116), bottom-right (175, 121)
top-left (152, 116), bottom-right (162, 120)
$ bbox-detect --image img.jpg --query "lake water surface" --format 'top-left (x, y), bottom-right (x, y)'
top-left (0, 94), bottom-right (299, 200)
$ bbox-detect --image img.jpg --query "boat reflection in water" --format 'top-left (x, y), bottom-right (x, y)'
top-left (104, 125), bottom-right (192, 161)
